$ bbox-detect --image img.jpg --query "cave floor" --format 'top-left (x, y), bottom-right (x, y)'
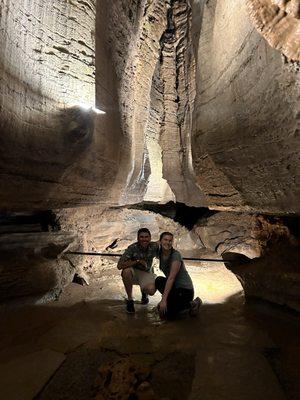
top-left (0, 265), bottom-right (299, 400)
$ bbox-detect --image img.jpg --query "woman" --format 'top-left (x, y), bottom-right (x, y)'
top-left (156, 232), bottom-right (202, 318)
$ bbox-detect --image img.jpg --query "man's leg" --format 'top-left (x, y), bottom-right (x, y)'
top-left (121, 268), bottom-right (134, 299)
top-left (137, 270), bottom-right (156, 304)
top-left (142, 283), bottom-right (156, 296)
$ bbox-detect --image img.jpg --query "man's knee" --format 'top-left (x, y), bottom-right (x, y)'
top-left (121, 268), bottom-right (133, 280)
top-left (143, 283), bottom-right (156, 296)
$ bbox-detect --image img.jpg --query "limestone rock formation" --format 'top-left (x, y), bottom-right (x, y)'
top-left (191, 0), bottom-right (300, 213)
top-left (0, 232), bottom-right (80, 302)
top-left (0, 0), bottom-right (125, 209)
top-left (246, 0), bottom-right (300, 61)
top-left (230, 241), bottom-right (300, 311)
top-left (194, 212), bottom-right (289, 258)
top-left (57, 205), bottom-right (203, 256)
top-left (94, 358), bottom-right (155, 400)
top-left (0, 0), bottom-right (299, 308)
top-left (0, 0), bottom-right (299, 213)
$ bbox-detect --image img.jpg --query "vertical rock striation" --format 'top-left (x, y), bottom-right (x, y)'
top-left (191, 0), bottom-right (300, 213)
top-left (0, 0), bottom-right (124, 209)
top-left (159, 0), bottom-right (206, 206)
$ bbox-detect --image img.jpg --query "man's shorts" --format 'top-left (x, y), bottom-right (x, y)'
top-left (123, 268), bottom-right (156, 290)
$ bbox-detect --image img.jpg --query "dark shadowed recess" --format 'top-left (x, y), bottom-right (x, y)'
top-left (129, 201), bottom-right (216, 229)
top-left (0, 211), bottom-right (61, 234)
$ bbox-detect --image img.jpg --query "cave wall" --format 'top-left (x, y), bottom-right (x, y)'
top-left (0, 0), bottom-right (124, 210)
top-left (0, 0), bottom-right (299, 214)
top-left (191, 0), bottom-right (300, 213)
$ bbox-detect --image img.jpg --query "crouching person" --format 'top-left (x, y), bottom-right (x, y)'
top-left (117, 228), bottom-right (159, 313)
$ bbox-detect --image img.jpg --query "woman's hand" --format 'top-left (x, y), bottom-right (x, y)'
top-left (158, 299), bottom-right (167, 316)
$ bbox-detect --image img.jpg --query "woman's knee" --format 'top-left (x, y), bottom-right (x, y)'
top-left (155, 276), bottom-right (166, 292)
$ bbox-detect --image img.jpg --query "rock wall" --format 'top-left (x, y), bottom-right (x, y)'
top-left (246, 0), bottom-right (300, 62)
top-left (0, 0), bottom-right (298, 213)
top-left (102, 0), bottom-right (203, 205)
top-left (230, 241), bottom-right (300, 311)
top-left (194, 212), bottom-right (289, 258)
top-left (0, 0), bottom-right (125, 210)
top-left (191, 0), bottom-right (300, 213)
top-left (0, 232), bottom-right (80, 302)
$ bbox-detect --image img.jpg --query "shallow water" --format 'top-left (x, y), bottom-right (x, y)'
top-left (0, 263), bottom-right (299, 400)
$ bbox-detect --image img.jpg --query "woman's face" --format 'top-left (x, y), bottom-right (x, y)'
top-left (160, 234), bottom-right (173, 251)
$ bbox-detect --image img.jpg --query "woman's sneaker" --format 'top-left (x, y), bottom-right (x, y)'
top-left (189, 297), bottom-right (202, 317)
top-left (126, 299), bottom-right (135, 314)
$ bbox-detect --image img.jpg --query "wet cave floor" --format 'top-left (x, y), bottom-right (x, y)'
top-left (0, 263), bottom-right (299, 400)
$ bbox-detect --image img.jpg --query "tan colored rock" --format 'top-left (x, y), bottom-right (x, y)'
top-left (57, 205), bottom-right (203, 256)
top-left (0, 0), bottom-right (125, 210)
top-left (230, 241), bottom-right (300, 311)
top-left (191, 0), bottom-right (300, 213)
top-left (246, 0), bottom-right (300, 61)
top-left (0, 232), bottom-right (80, 302)
top-left (194, 212), bottom-right (289, 258)
top-left (94, 358), bottom-right (155, 400)
top-left (0, 0), bottom-right (299, 215)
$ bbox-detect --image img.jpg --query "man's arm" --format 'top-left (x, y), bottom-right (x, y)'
top-left (117, 258), bottom-right (146, 270)
top-left (117, 245), bottom-right (147, 270)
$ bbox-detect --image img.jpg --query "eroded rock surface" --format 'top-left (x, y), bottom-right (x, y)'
top-left (0, 232), bottom-right (80, 302)
top-left (230, 241), bottom-right (300, 311)
top-left (0, 0), bottom-right (125, 209)
top-left (57, 206), bottom-right (202, 253)
top-left (194, 212), bottom-right (289, 258)
top-left (0, 0), bottom-right (299, 214)
top-left (246, 0), bottom-right (300, 61)
top-left (191, 0), bottom-right (300, 213)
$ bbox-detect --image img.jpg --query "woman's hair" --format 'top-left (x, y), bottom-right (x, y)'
top-left (158, 232), bottom-right (174, 269)
top-left (159, 231), bottom-right (174, 241)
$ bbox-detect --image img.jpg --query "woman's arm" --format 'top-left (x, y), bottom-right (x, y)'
top-left (158, 260), bottom-right (181, 314)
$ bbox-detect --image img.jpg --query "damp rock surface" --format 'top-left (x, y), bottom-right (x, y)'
top-left (194, 212), bottom-right (290, 258)
top-left (230, 241), bottom-right (300, 311)
top-left (0, 279), bottom-right (297, 400)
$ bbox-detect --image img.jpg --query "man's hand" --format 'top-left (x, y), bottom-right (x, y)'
top-left (135, 259), bottom-right (147, 271)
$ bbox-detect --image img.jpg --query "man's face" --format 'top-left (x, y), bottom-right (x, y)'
top-left (138, 232), bottom-right (151, 248)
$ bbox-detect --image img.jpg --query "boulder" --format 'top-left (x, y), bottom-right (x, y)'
top-left (229, 241), bottom-right (300, 311)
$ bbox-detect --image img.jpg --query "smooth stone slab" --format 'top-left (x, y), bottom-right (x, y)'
top-left (0, 349), bottom-right (65, 400)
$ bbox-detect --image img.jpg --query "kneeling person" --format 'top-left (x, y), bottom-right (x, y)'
top-left (156, 231), bottom-right (202, 319)
top-left (117, 228), bottom-right (158, 313)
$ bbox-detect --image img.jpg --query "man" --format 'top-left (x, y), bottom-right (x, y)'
top-left (117, 228), bottom-right (159, 313)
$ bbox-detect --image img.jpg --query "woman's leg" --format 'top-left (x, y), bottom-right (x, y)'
top-left (155, 276), bottom-right (167, 294)
top-left (155, 277), bottom-right (194, 318)
top-left (167, 288), bottom-right (194, 317)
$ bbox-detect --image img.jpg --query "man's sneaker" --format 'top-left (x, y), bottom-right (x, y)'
top-left (141, 292), bottom-right (149, 305)
top-left (189, 297), bottom-right (202, 317)
top-left (126, 299), bottom-right (135, 314)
